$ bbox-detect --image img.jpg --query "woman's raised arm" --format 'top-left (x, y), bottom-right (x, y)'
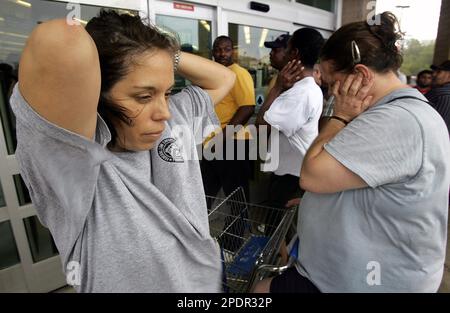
top-left (176, 52), bottom-right (235, 105)
top-left (18, 19), bottom-right (101, 139)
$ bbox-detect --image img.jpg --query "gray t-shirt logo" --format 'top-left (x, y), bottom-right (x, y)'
top-left (158, 138), bottom-right (184, 163)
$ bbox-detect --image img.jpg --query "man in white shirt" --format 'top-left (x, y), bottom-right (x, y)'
top-left (256, 27), bottom-right (324, 236)
top-left (264, 34), bottom-right (291, 96)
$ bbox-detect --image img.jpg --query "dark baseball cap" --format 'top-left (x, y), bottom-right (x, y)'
top-left (264, 34), bottom-right (291, 49)
top-left (431, 60), bottom-right (450, 71)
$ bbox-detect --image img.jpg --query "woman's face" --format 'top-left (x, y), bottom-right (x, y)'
top-left (108, 49), bottom-right (174, 152)
top-left (318, 60), bottom-right (348, 88)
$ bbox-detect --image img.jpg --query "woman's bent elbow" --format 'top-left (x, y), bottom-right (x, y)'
top-left (226, 70), bottom-right (236, 91)
top-left (211, 70), bottom-right (235, 105)
top-left (299, 176), bottom-right (311, 192)
top-left (299, 173), bottom-right (324, 194)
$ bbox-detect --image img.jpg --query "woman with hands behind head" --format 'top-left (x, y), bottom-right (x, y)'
top-left (11, 10), bottom-right (235, 292)
top-left (255, 12), bottom-right (450, 293)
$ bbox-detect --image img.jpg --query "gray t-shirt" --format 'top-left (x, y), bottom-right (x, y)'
top-left (10, 84), bottom-right (222, 293)
top-left (296, 88), bottom-right (450, 292)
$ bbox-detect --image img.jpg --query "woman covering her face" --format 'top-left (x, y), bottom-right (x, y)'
top-left (255, 12), bottom-right (450, 293)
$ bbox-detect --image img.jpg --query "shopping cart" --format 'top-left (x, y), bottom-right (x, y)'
top-left (207, 187), bottom-right (297, 293)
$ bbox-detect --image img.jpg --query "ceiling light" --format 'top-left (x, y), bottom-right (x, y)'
top-left (16, 0), bottom-right (32, 8)
top-left (244, 26), bottom-right (251, 45)
top-left (259, 28), bottom-right (268, 48)
top-left (2, 46), bottom-right (23, 52)
top-left (200, 20), bottom-right (211, 32)
top-left (73, 18), bottom-right (87, 25)
top-left (0, 40), bottom-right (25, 46)
top-left (0, 31), bottom-right (28, 39)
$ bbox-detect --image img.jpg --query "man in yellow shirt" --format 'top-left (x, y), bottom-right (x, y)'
top-left (201, 36), bottom-right (255, 251)
top-left (211, 36), bottom-right (255, 131)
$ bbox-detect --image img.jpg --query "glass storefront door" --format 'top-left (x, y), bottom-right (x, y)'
top-left (152, 0), bottom-right (216, 94)
top-left (228, 24), bottom-right (288, 115)
top-left (0, 0), bottom-right (145, 293)
top-left (156, 15), bottom-right (213, 93)
top-left (223, 9), bottom-right (293, 116)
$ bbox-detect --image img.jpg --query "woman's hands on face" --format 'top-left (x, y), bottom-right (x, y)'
top-left (331, 73), bottom-right (374, 122)
top-left (275, 59), bottom-right (305, 92)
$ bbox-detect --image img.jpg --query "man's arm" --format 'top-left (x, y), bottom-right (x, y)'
top-left (176, 52), bottom-right (235, 105)
top-left (227, 106), bottom-right (255, 127)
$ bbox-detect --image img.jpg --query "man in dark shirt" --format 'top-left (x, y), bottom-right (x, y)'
top-left (414, 69), bottom-right (433, 94)
top-left (426, 60), bottom-right (450, 134)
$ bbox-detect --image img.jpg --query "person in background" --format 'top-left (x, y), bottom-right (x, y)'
top-left (264, 34), bottom-right (291, 95)
top-left (312, 63), bottom-right (322, 86)
top-left (426, 60), bottom-right (450, 134)
top-left (254, 12), bottom-right (449, 293)
top-left (414, 69), bottom-right (433, 94)
top-left (201, 35), bottom-right (255, 251)
top-left (256, 28), bottom-right (324, 236)
top-left (314, 63), bottom-right (335, 131)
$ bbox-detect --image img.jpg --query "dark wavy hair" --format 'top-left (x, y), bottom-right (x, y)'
top-left (85, 10), bottom-right (179, 146)
top-left (213, 35), bottom-right (234, 49)
top-left (417, 69), bottom-right (433, 79)
top-left (320, 12), bottom-right (404, 74)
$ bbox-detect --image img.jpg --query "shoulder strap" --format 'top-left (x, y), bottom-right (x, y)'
top-left (386, 95), bottom-right (433, 106)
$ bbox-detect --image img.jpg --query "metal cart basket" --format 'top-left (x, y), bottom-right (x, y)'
top-left (207, 187), bottom-right (296, 293)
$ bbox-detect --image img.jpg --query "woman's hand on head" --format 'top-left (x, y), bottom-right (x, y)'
top-left (332, 73), bottom-right (374, 122)
top-left (275, 60), bottom-right (305, 92)
top-left (175, 52), bottom-right (235, 105)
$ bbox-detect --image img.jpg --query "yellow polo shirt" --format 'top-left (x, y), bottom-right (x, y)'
top-left (215, 63), bottom-right (256, 128)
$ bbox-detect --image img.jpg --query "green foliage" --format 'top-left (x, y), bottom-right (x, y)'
top-left (401, 39), bottom-right (435, 77)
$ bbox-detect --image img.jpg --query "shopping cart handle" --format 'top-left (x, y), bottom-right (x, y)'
top-left (289, 237), bottom-right (299, 259)
top-left (256, 262), bottom-right (292, 274)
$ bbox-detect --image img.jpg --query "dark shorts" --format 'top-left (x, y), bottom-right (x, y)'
top-left (270, 267), bottom-right (321, 293)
